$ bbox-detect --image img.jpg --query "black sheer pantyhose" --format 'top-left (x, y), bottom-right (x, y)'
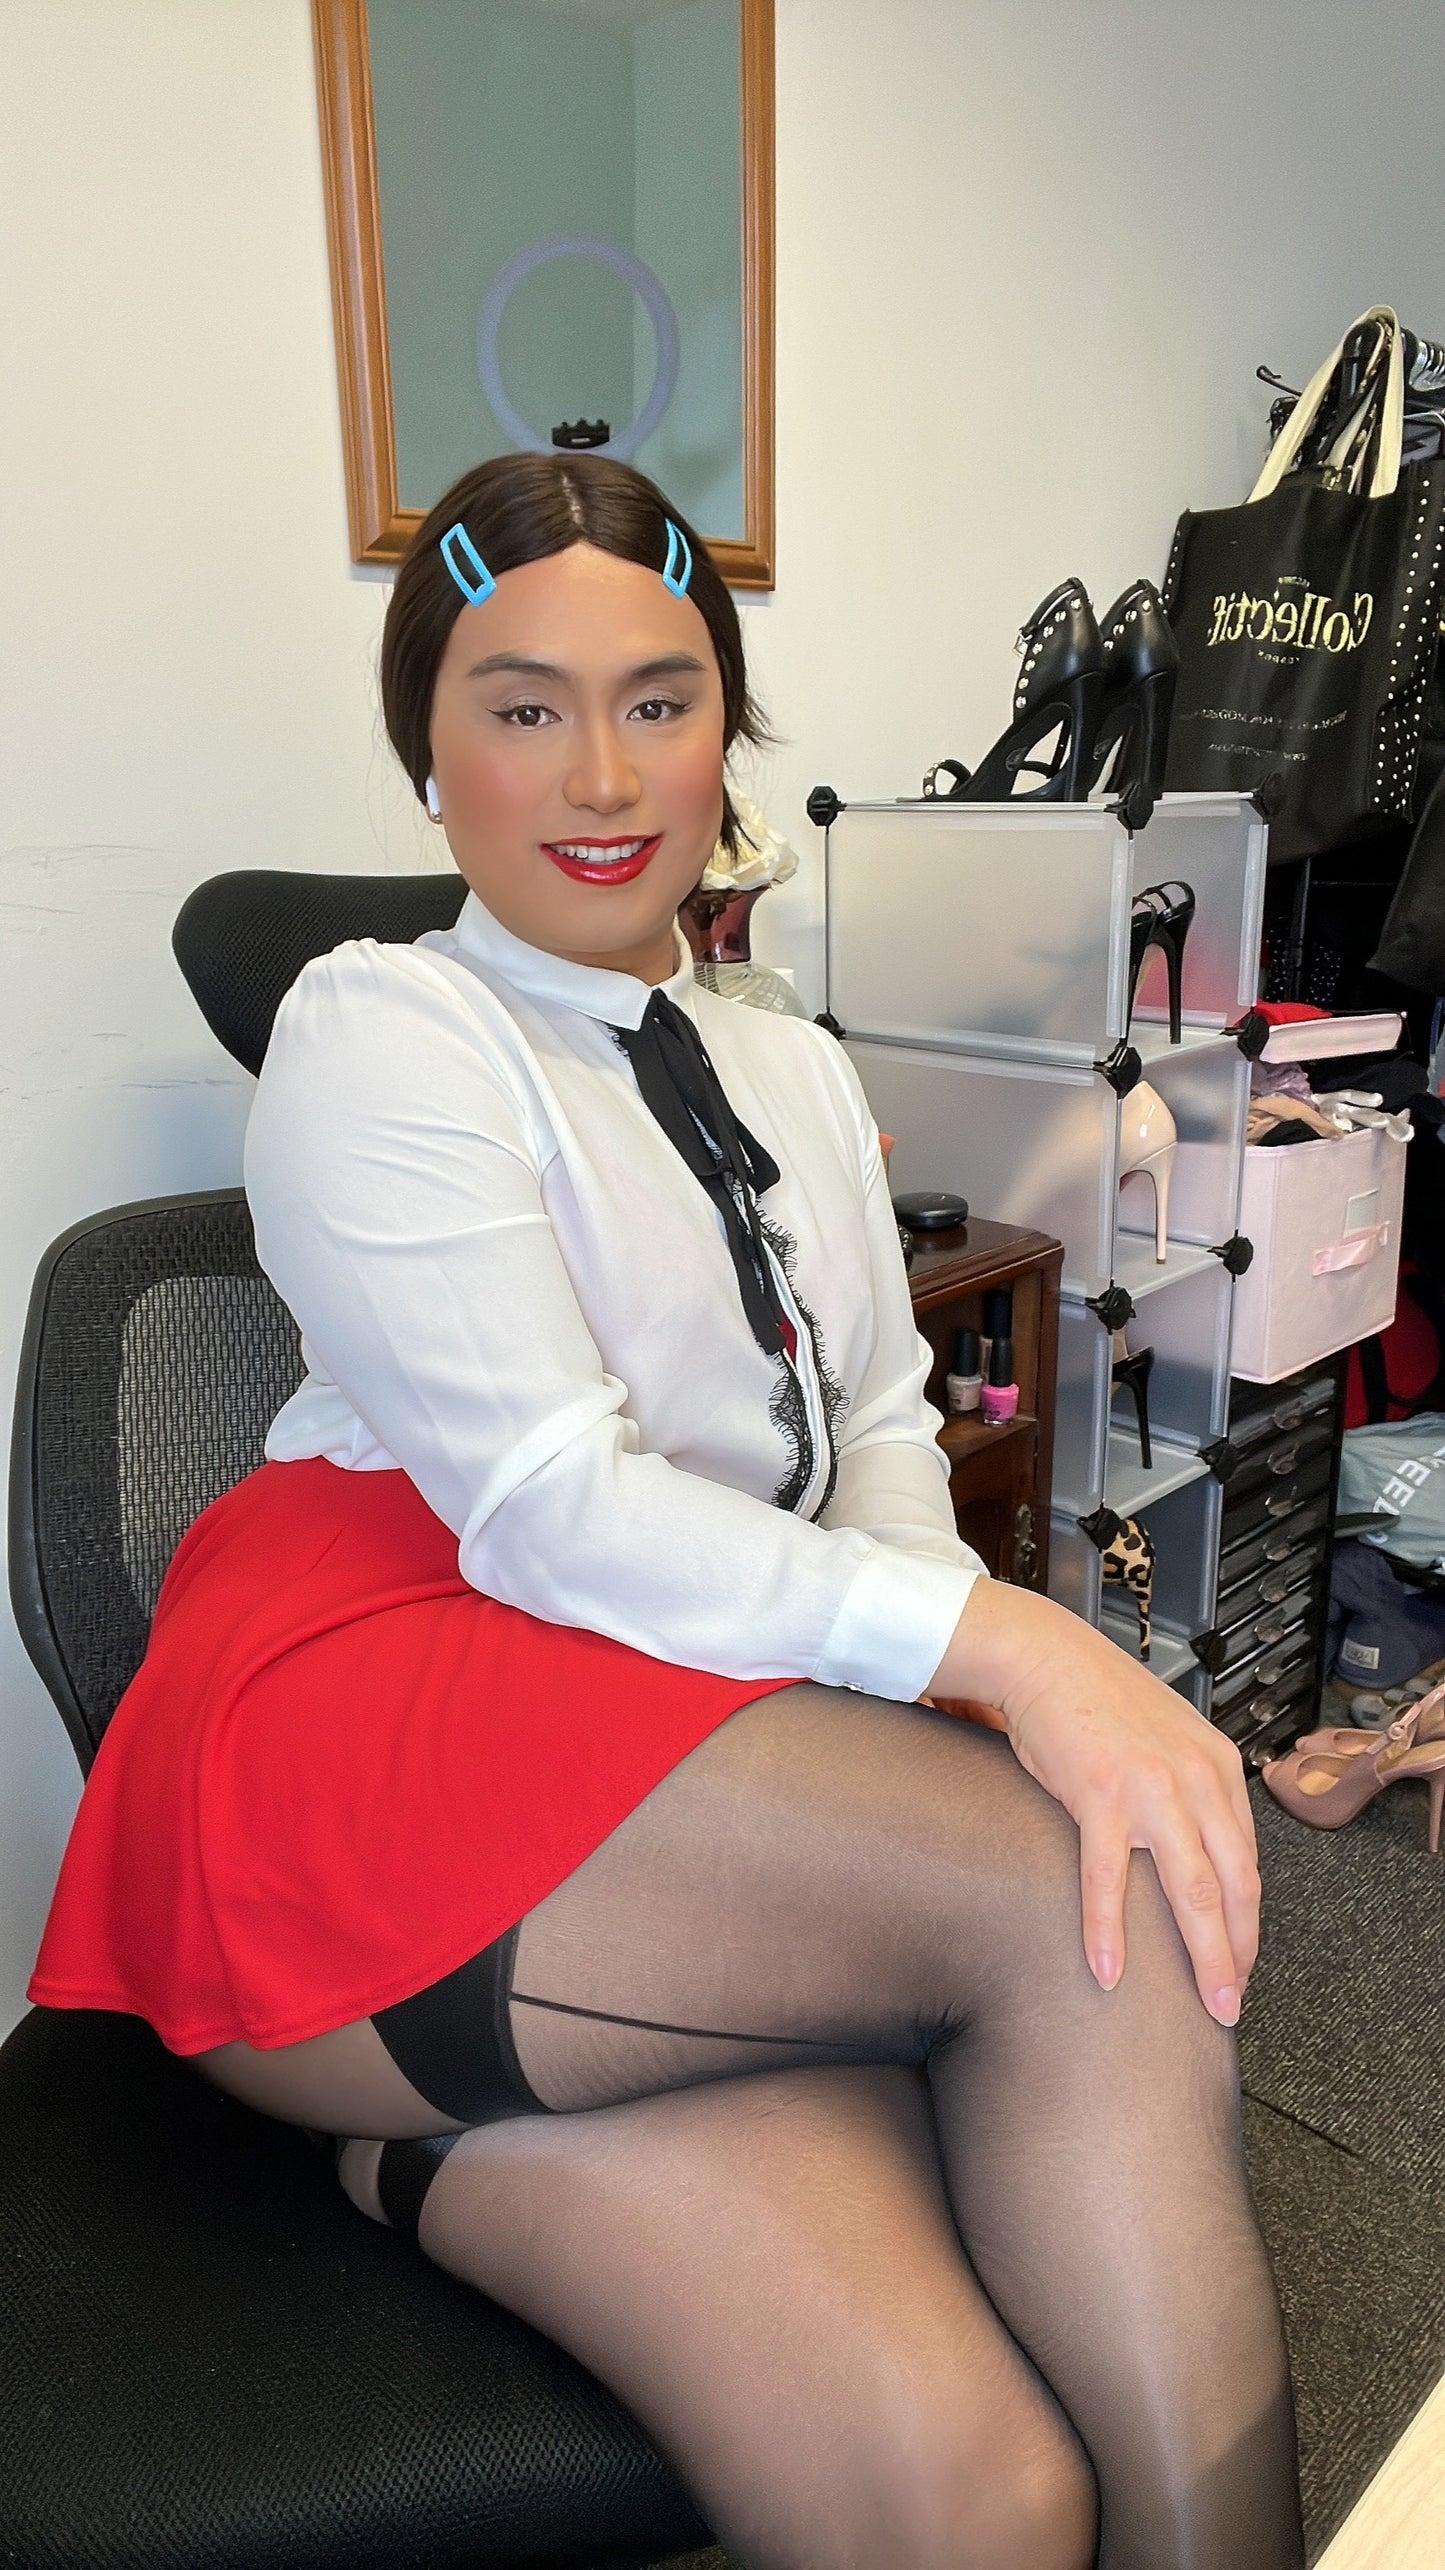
top-left (396, 1684), bottom-right (1304, 2570)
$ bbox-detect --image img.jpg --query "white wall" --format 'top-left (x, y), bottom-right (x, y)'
top-left (3, 0), bottom-right (1443, 2034)
top-left (0, 0), bottom-right (432, 2033)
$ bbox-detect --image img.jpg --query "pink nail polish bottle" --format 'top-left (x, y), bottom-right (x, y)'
top-left (981, 1328), bottom-right (1019, 1426)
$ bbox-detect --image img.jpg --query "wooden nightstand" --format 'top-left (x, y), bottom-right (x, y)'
top-left (906, 1217), bottom-right (1063, 1588)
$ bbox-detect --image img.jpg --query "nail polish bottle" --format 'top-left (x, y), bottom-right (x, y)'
top-left (945, 1327), bottom-right (983, 1416)
top-left (982, 1287), bottom-right (1013, 1341)
top-left (982, 1334), bottom-right (1019, 1425)
top-left (981, 1291), bottom-right (1019, 1425)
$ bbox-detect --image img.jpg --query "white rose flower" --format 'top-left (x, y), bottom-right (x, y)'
top-left (700, 793), bottom-right (799, 893)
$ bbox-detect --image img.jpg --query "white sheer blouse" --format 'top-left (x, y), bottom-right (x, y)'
top-left (244, 889), bottom-right (986, 1701)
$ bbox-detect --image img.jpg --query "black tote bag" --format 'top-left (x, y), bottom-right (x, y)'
top-left (1161, 308), bottom-right (1445, 863)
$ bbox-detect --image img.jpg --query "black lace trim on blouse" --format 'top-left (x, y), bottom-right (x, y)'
top-left (759, 1213), bottom-right (850, 1521)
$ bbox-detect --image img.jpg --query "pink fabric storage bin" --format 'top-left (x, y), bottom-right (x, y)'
top-left (1230, 1123), bottom-right (1409, 1384)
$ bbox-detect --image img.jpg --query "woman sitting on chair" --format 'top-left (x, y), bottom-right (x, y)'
top-left (31, 451), bottom-right (1303, 2570)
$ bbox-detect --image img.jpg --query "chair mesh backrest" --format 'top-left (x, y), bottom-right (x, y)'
top-left (172, 869), bottom-right (467, 1074)
top-left (15, 872), bottom-right (469, 1769)
top-left (16, 1192), bottom-right (303, 1767)
top-left (117, 1273), bottom-right (302, 1621)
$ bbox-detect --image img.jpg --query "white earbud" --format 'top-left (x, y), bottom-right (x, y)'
top-left (424, 775), bottom-right (442, 821)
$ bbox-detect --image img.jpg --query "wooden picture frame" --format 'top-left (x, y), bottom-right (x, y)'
top-left (312, 0), bottom-right (775, 589)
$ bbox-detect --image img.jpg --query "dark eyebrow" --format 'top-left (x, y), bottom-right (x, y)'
top-left (465, 654), bottom-right (568, 682)
top-left (626, 654), bottom-right (708, 682)
top-left (463, 651), bottom-right (708, 684)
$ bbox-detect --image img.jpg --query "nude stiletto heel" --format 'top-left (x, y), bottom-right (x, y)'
top-left (1262, 1699), bottom-right (1445, 1850)
top-left (1118, 1080), bottom-right (1177, 1264)
top-left (1296, 1678), bottom-right (1445, 1761)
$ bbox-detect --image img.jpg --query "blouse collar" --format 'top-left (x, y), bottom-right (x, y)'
top-left (449, 887), bottom-right (697, 1030)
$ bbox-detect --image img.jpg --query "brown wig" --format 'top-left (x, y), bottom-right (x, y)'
top-left (380, 452), bottom-right (766, 852)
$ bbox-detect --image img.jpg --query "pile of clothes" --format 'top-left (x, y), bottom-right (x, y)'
top-left (1247, 1070), bottom-right (1413, 1148)
top-left (1245, 998), bottom-right (1417, 1147)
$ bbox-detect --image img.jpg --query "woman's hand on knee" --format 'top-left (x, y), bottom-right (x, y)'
top-left (927, 1583), bottom-right (1259, 2028)
top-left (916, 1690), bottom-right (1009, 1730)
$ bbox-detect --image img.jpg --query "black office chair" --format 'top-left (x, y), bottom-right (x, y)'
top-left (1, 872), bottom-right (716, 2568)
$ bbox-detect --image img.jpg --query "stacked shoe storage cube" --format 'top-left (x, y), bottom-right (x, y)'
top-left (816, 790), bottom-right (1269, 1725)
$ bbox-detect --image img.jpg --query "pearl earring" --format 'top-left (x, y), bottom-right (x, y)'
top-left (425, 776), bottom-right (442, 821)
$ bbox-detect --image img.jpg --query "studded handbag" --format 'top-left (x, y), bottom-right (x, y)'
top-left (1160, 307), bottom-right (1445, 863)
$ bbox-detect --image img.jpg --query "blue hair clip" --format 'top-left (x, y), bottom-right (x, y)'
top-left (439, 520), bottom-right (497, 607)
top-left (662, 518), bottom-right (693, 600)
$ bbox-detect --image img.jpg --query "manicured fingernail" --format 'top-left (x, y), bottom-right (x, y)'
top-left (1214, 1986), bottom-right (1241, 2026)
top-left (1094, 1950), bottom-right (1120, 1990)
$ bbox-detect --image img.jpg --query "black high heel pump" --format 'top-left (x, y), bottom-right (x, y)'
top-left (1111, 1331), bottom-right (1155, 1469)
top-left (1127, 880), bottom-right (1196, 1044)
top-left (923, 581), bottom-right (1105, 804)
top-left (1091, 582), bottom-right (1180, 831)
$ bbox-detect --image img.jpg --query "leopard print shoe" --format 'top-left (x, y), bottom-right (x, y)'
top-left (1102, 1515), bottom-right (1155, 1661)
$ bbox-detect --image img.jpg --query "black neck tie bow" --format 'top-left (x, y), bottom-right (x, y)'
top-left (611, 989), bottom-right (791, 1360)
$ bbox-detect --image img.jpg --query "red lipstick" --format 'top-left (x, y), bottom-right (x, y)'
top-left (543, 834), bottom-right (662, 885)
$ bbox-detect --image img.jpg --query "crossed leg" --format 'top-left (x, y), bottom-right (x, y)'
top-left (348, 2064), bottom-right (1096, 2570)
top-left (197, 1682), bottom-right (1302, 2569)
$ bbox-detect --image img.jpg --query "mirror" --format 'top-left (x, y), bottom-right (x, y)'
top-left (313, 0), bottom-right (774, 586)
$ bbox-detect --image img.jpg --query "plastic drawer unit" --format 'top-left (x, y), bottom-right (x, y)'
top-left (813, 788), bottom-right (1271, 1713)
top-left (1195, 1357), bottom-right (1350, 1759)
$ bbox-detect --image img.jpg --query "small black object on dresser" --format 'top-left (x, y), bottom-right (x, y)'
top-left (892, 1189), bottom-right (970, 1230)
top-left (1194, 1353), bottom-right (1349, 1767)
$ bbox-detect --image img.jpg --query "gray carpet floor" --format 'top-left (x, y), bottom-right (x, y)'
top-left (1238, 1768), bottom-right (1444, 2557)
top-left (645, 1758), bottom-right (1444, 2569)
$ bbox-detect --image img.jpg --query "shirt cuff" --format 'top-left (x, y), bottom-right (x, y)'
top-left (812, 1543), bottom-right (986, 1701)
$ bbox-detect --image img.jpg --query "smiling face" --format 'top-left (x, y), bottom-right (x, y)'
top-left (426, 542), bottom-right (728, 983)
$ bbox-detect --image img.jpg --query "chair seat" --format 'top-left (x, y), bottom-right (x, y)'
top-left (0, 2008), bottom-right (710, 2569)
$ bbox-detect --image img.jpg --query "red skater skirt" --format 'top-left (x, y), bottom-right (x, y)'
top-left (29, 1458), bottom-right (797, 2056)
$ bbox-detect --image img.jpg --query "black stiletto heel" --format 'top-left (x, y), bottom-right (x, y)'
top-left (1091, 582), bottom-right (1180, 831)
top-left (1111, 1332), bottom-right (1155, 1469)
top-left (1117, 668), bottom-right (1177, 829)
top-left (1127, 880), bottom-right (1196, 1043)
top-left (922, 580), bottom-right (1105, 805)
